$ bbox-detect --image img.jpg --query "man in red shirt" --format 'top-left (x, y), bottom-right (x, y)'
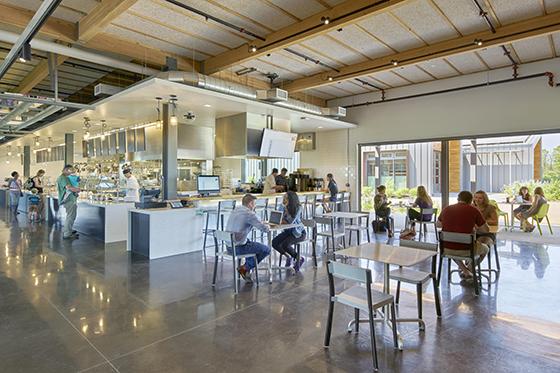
top-left (438, 191), bottom-right (490, 279)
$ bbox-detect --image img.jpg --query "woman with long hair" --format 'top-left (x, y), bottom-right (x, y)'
top-left (407, 185), bottom-right (434, 229)
top-left (516, 187), bottom-right (547, 232)
top-left (272, 191), bottom-right (306, 271)
top-left (513, 186), bottom-right (532, 215)
top-left (473, 190), bottom-right (498, 246)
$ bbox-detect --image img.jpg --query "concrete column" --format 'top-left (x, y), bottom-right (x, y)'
top-left (162, 103), bottom-right (177, 200)
top-left (441, 140), bottom-right (450, 209)
top-left (23, 145), bottom-right (31, 178)
top-left (64, 133), bottom-right (74, 165)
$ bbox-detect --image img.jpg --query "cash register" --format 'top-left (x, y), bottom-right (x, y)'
top-left (135, 188), bottom-right (167, 209)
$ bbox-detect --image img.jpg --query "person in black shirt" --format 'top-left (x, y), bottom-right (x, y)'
top-left (322, 173), bottom-right (338, 212)
top-left (275, 168), bottom-right (288, 192)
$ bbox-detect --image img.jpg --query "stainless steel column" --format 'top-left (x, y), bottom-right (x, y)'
top-left (162, 103), bottom-right (177, 200)
top-left (64, 133), bottom-right (74, 165)
top-left (441, 140), bottom-right (449, 209)
top-left (23, 145), bottom-right (31, 178)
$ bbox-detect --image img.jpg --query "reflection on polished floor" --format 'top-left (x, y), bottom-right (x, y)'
top-left (1, 211), bottom-right (559, 373)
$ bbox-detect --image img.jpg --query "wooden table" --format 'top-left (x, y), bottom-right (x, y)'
top-left (337, 242), bottom-right (436, 349)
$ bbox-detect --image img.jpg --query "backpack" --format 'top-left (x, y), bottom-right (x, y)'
top-left (24, 177), bottom-right (34, 190)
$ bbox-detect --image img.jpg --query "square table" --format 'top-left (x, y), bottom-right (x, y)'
top-left (260, 223), bottom-right (302, 283)
top-left (336, 242), bottom-right (437, 349)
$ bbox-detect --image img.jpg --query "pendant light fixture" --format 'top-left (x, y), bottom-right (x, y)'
top-left (100, 120), bottom-right (107, 140)
top-left (169, 95), bottom-right (178, 126)
top-left (155, 97), bottom-right (163, 129)
top-left (47, 137), bottom-right (52, 153)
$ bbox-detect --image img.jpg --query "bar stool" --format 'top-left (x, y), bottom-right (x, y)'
top-left (342, 191), bottom-right (351, 212)
top-left (201, 200), bottom-right (236, 262)
top-left (298, 194), bottom-right (310, 219)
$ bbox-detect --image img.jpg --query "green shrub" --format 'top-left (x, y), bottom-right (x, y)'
top-left (502, 179), bottom-right (560, 201)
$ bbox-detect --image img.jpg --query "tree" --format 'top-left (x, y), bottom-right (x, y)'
top-left (543, 146), bottom-right (560, 182)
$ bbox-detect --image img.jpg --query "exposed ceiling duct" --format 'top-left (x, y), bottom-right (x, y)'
top-left (0, 102), bottom-right (33, 127)
top-left (14, 105), bottom-right (63, 130)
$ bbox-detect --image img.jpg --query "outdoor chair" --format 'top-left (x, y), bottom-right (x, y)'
top-left (531, 203), bottom-right (553, 235)
top-left (489, 199), bottom-right (509, 228)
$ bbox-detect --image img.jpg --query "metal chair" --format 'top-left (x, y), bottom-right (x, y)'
top-left (325, 261), bottom-right (398, 372)
top-left (346, 212), bottom-right (371, 245)
top-left (315, 216), bottom-right (346, 253)
top-left (273, 196), bottom-right (284, 210)
top-left (277, 219), bottom-right (318, 269)
top-left (437, 231), bottom-right (483, 296)
top-left (391, 240), bottom-right (442, 330)
top-left (408, 208), bottom-right (438, 240)
top-left (252, 198), bottom-right (269, 241)
top-left (298, 194), bottom-right (309, 219)
top-left (531, 204), bottom-right (553, 235)
top-left (201, 200), bottom-right (236, 262)
top-left (212, 230), bottom-right (259, 293)
top-left (342, 191), bottom-right (351, 212)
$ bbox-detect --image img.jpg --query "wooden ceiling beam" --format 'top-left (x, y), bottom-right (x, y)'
top-left (78, 0), bottom-right (138, 42)
top-left (202, 0), bottom-right (409, 75)
top-left (17, 54), bottom-right (67, 94)
top-left (283, 11), bottom-right (560, 92)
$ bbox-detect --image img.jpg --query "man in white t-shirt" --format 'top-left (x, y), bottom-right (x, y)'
top-left (263, 168), bottom-right (281, 194)
top-left (123, 169), bottom-right (140, 202)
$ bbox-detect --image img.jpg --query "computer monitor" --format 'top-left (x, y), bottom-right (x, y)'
top-left (268, 210), bottom-right (283, 226)
top-left (197, 175), bottom-right (220, 196)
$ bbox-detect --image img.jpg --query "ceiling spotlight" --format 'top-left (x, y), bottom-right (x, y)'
top-left (6, 146), bottom-right (11, 156)
top-left (203, 104), bottom-right (212, 108)
top-left (155, 97), bottom-right (162, 129)
top-left (327, 76), bottom-right (334, 81)
top-left (391, 59), bottom-right (398, 66)
top-left (17, 42), bottom-right (31, 63)
top-left (321, 16), bottom-right (330, 25)
top-left (318, 126), bottom-right (323, 129)
top-left (474, 39), bottom-right (483, 46)
top-left (47, 137), bottom-right (52, 153)
top-left (249, 45), bottom-right (257, 53)
top-left (100, 120), bottom-right (107, 140)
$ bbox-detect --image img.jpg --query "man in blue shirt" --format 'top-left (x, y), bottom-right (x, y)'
top-left (226, 194), bottom-right (271, 282)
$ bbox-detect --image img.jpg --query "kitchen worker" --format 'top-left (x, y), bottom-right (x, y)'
top-left (123, 169), bottom-right (140, 202)
top-left (263, 168), bottom-right (283, 194)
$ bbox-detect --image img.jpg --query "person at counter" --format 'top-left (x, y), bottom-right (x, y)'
top-left (32, 169), bottom-right (45, 220)
top-left (57, 165), bottom-right (81, 240)
top-left (322, 173), bottom-right (338, 213)
top-left (275, 168), bottom-right (288, 192)
top-left (226, 193), bottom-right (271, 282)
top-left (8, 171), bottom-right (22, 216)
top-left (123, 169), bottom-right (140, 202)
top-left (272, 191), bottom-right (306, 271)
top-left (263, 168), bottom-right (283, 194)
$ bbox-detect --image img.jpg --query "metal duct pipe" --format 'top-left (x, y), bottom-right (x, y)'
top-left (15, 105), bottom-right (63, 130)
top-left (0, 102), bottom-right (33, 127)
top-left (0, 93), bottom-right (94, 110)
top-left (0, 30), bottom-right (159, 76)
top-left (158, 71), bottom-right (325, 116)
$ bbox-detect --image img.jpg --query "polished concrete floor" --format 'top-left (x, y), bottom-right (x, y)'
top-left (1, 210), bottom-right (559, 373)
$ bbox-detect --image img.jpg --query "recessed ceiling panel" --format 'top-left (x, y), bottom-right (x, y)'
top-left (417, 58), bottom-right (459, 78)
top-left (545, 0), bottom-right (560, 12)
top-left (512, 36), bottom-right (554, 62)
top-left (477, 46), bottom-right (512, 68)
top-left (304, 88), bottom-right (336, 100)
top-left (301, 35), bottom-right (368, 65)
top-left (285, 45), bottom-right (343, 70)
top-left (335, 81), bottom-right (371, 95)
top-left (392, 65), bottom-right (433, 83)
top-left (432, 0), bottom-right (488, 35)
top-left (266, 51), bottom-right (327, 75)
top-left (267, 0), bottom-right (326, 19)
top-left (327, 25), bottom-right (393, 59)
top-left (206, 0), bottom-right (295, 31)
top-left (370, 71), bottom-right (410, 87)
top-left (446, 52), bottom-right (487, 73)
top-left (489, 0), bottom-right (542, 25)
top-left (358, 12), bottom-right (424, 52)
top-left (391, 0), bottom-right (458, 43)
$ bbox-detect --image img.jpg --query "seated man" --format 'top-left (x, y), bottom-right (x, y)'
top-left (226, 193), bottom-right (271, 282)
top-left (437, 190), bottom-right (490, 280)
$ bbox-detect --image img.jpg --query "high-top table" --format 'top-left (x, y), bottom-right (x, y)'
top-left (336, 242), bottom-right (436, 349)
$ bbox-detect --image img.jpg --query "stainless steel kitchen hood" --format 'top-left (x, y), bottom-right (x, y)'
top-left (215, 113), bottom-right (262, 159)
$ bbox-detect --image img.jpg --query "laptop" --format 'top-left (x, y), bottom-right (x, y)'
top-left (268, 210), bottom-right (283, 226)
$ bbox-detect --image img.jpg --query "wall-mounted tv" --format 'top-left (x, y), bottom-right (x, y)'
top-left (259, 129), bottom-right (298, 158)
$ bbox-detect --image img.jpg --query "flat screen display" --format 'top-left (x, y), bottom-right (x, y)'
top-left (259, 129), bottom-right (298, 158)
top-left (197, 175), bottom-right (220, 194)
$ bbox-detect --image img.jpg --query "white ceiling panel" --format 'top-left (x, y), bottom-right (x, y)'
top-left (391, 0), bottom-right (458, 43)
top-left (301, 35), bottom-right (368, 65)
top-left (303, 88), bottom-right (336, 100)
top-left (361, 76), bottom-right (391, 89)
top-left (392, 65), bottom-right (433, 83)
top-left (552, 33), bottom-right (560, 56)
top-left (286, 45), bottom-right (343, 70)
top-left (1, 0), bottom-right (86, 22)
top-left (209, 0), bottom-right (295, 31)
top-left (446, 52), bottom-right (487, 74)
top-left (370, 71), bottom-right (410, 87)
top-left (512, 36), bottom-right (554, 62)
top-left (477, 46), bottom-right (511, 68)
top-left (113, 13), bottom-right (228, 56)
top-left (314, 84), bottom-right (355, 97)
top-left (545, 0), bottom-right (560, 12)
top-left (417, 58), bottom-right (459, 78)
top-left (267, 0), bottom-right (326, 19)
top-left (63, 0), bottom-right (98, 14)
top-left (489, 0), bottom-right (543, 25)
top-left (104, 24), bottom-right (208, 60)
top-left (267, 51), bottom-right (327, 75)
top-left (128, 0), bottom-right (249, 48)
top-left (335, 81), bottom-right (371, 95)
top-left (358, 13), bottom-right (424, 52)
top-left (432, 0), bottom-right (488, 35)
top-left (327, 25), bottom-right (393, 59)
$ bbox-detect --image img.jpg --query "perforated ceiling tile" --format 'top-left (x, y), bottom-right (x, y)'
top-left (267, 0), bottom-right (326, 19)
top-left (512, 36), bottom-right (553, 62)
top-left (314, 84), bottom-right (355, 97)
top-left (128, 0), bottom-right (248, 48)
top-left (476, 46), bottom-right (511, 68)
top-left (302, 35), bottom-right (368, 65)
top-left (304, 89), bottom-right (336, 100)
top-left (240, 59), bottom-right (302, 80)
top-left (417, 58), bottom-right (459, 78)
top-left (112, 13), bottom-right (227, 56)
top-left (545, 0), bottom-right (560, 12)
top-left (489, 0), bottom-right (542, 25)
top-left (104, 24), bottom-right (207, 60)
top-left (287, 44), bottom-right (343, 69)
top-left (327, 25), bottom-right (393, 59)
top-left (432, 0), bottom-right (487, 35)
top-left (370, 71), bottom-right (410, 87)
top-left (358, 12), bottom-right (424, 52)
top-left (446, 52), bottom-right (487, 73)
top-left (335, 81), bottom-right (371, 94)
top-left (392, 65), bottom-right (433, 83)
top-left (552, 33), bottom-right (560, 56)
top-left (1, 0), bottom-right (84, 22)
top-left (269, 51), bottom-right (328, 75)
top-left (208, 0), bottom-right (295, 31)
top-left (391, 0), bottom-right (458, 43)
top-left (63, 0), bottom-right (99, 14)
top-left (361, 76), bottom-right (391, 89)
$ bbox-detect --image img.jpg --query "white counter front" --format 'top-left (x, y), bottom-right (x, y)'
top-left (127, 207), bottom-right (204, 259)
top-left (73, 201), bottom-right (134, 243)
